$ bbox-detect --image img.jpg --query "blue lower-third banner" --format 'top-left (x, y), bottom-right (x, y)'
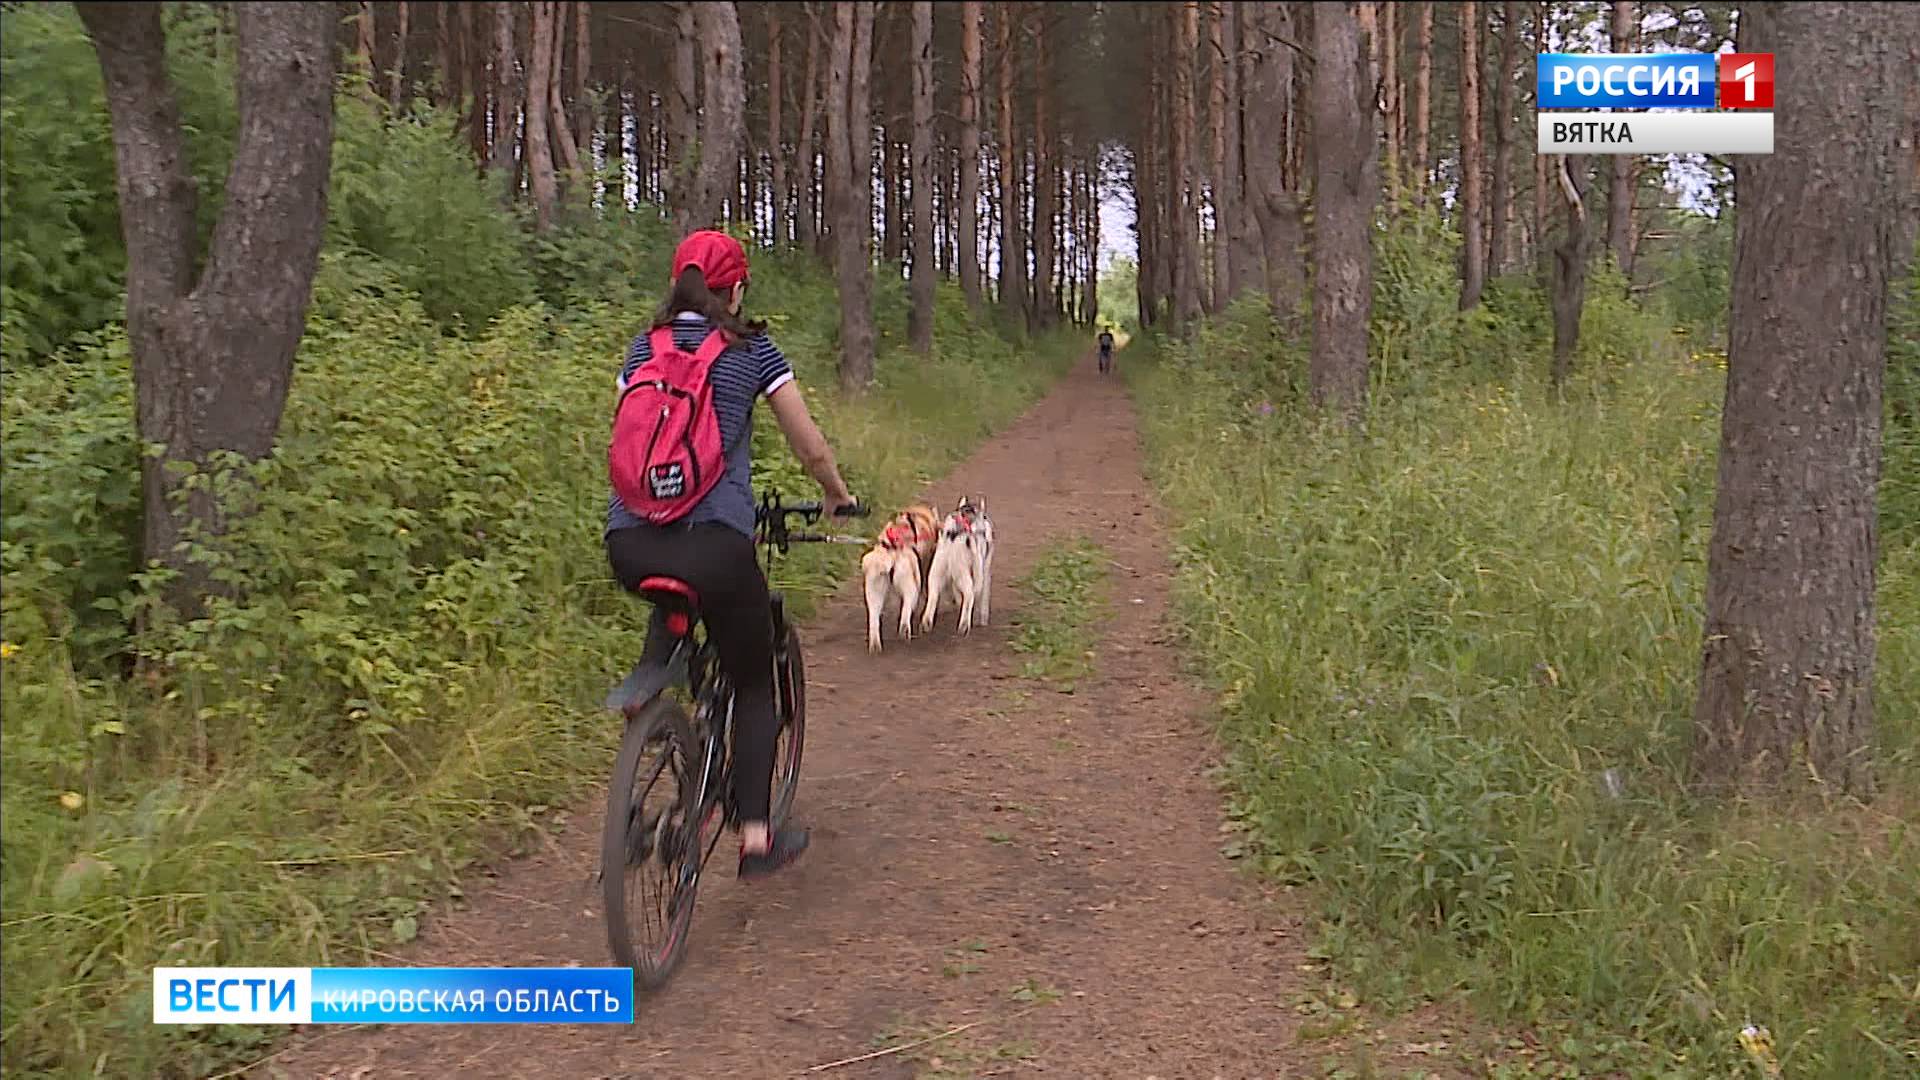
top-left (153, 967), bottom-right (635, 1024)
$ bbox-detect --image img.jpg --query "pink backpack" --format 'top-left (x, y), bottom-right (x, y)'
top-left (608, 327), bottom-right (730, 525)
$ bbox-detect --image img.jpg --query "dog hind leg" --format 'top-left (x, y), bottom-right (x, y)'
top-left (920, 555), bottom-right (946, 634)
top-left (863, 556), bottom-right (888, 654)
top-left (895, 557), bottom-right (920, 642)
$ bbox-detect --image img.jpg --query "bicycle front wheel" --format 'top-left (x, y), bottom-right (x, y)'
top-left (603, 696), bottom-right (700, 990)
top-left (770, 624), bottom-right (806, 829)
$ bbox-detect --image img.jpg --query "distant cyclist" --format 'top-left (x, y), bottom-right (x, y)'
top-left (605, 230), bottom-right (856, 879)
top-left (1097, 328), bottom-right (1115, 374)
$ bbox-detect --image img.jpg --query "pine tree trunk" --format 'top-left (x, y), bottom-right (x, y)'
top-left (1692, 2), bottom-right (1913, 800)
top-left (524, 2), bottom-right (560, 230)
top-left (1458, 0), bottom-right (1486, 308)
top-left (1221, 3), bottom-right (1257, 300)
top-left (1606, 0), bottom-right (1636, 277)
top-left (356, 1), bottom-right (376, 87)
top-left (1032, 7), bottom-right (1056, 330)
top-left (573, 1), bottom-right (591, 180)
top-left (390, 0), bottom-right (409, 108)
top-left (995, 3), bottom-right (1027, 326)
top-left (1136, 60), bottom-right (1162, 328)
top-left (1414, 2), bottom-right (1432, 200)
top-left (683, 1), bottom-right (744, 236)
top-left (80, 1), bottom-right (336, 613)
top-left (1490, 0), bottom-right (1517, 276)
top-left (435, 1), bottom-right (453, 106)
top-left (1169, 1), bottom-right (1203, 330)
top-left (548, 2), bottom-right (583, 201)
top-left (1533, 2), bottom-right (1549, 275)
top-left (1242, 1), bottom-right (1303, 325)
top-left (909, 0), bottom-right (936, 352)
top-left (958, 0), bottom-right (983, 305)
top-left (768, 5), bottom-right (786, 245)
top-left (667, 1), bottom-right (698, 230)
top-left (796, 6), bottom-right (824, 251)
top-left (1310, 0), bottom-right (1377, 422)
top-left (1207, 1), bottom-right (1232, 309)
top-left (1382, 0), bottom-right (1399, 197)
top-left (489, 4), bottom-right (519, 199)
top-left (1549, 156), bottom-right (1589, 387)
top-left (463, 3), bottom-right (488, 165)
top-left (830, 1), bottom-right (877, 390)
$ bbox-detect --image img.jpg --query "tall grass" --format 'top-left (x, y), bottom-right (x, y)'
top-left (1131, 237), bottom-right (1920, 1077)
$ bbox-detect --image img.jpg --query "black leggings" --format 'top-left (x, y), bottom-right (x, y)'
top-left (606, 523), bottom-right (778, 824)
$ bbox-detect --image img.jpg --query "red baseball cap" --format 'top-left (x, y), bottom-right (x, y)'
top-left (671, 230), bottom-right (750, 290)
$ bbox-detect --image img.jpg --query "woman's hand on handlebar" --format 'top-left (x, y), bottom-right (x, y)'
top-left (824, 493), bottom-right (866, 518)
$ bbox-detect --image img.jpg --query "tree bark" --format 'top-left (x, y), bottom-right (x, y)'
top-left (547, 2), bottom-right (583, 201)
top-left (680, 1), bottom-right (744, 236)
top-left (1548, 156), bottom-right (1589, 387)
top-left (524, 2), bottom-right (560, 230)
top-left (356, 1), bottom-right (376, 87)
top-left (909, 0), bottom-right (936, 352)
top-left (1242, 1), bottom-right (1304, 325)
top-left (829, 1), bottom-right (877, 390)
top-left (1458, 0), bottom-right (1486, 308)
top-left (1169, 1), bottom-right (1203, 330)
top-left (796, 6), bottom-right (824, 251)
top-left (995, 3), bottom-right (1027, 325)
top-left (434, 1), bottom-right (454, 106)
top-left (1533, 1), bottom-right (1549, 273)
top-left (573, 1), bottom-right (590, 179)
top-left (489, 2), bottom-right (519, 200)
top-left (1032, 8), bottom-right (1057, 330)
top-left (1309, 1), bottom-right (1377, 423)
top-left (1390, 1), bottom-right (1405, 193)
top-left (958, 0), bottom-right (983, 305)
top-left (464, 3), bottom-right (488, 165)
top-left (1221, 3), bottom-right (1257, 300)
top-left (389, 0), bottom-right (409, 108)
top-left (667, 1), bottom-right (699, 229)
top-left (1207, 1), bottom-right (1232, 309)
top-left (767, 5), bottom-right (786, 244)
top-left (1692, 2), bottom-right (1914, 800)
top-left (1490, 0), bottom-right (1517, 275)
top-left (1605, 0), bottom-right (1637, 277)
top-left (1136, 59), bottom-right (1163, 328)
top-left (1414, 1), bottom-right (1432, 201)
top-left (80, 2), bottom-right (336, 613)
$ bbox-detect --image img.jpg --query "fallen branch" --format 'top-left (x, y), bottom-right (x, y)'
top-left (804, 1020), bottom-right (986, 1072)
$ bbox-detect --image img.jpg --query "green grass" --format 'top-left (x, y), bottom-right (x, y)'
top-left (1006, 539), bottom-right (1107, 688)
top-left (0, 225), bottom-right (1077, 1076)
top-left (1130, 296), bottom-right (1920, 1078)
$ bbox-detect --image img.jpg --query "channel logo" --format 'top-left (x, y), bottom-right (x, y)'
top-left (1535, 51), bottom-right (1774, 155)
top-left (154, 967), bottom-right (636, 1025)
top-left (1536, 53), bottom-right (1718, 109)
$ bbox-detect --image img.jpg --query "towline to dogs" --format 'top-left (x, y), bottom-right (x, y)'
top-left (269, 350), bottom-right (1449, 1078)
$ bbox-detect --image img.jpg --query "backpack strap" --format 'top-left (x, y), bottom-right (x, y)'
top-left (689, 329), bottom-right (731, 371)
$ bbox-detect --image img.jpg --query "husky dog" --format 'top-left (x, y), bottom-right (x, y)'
top-left (920, 495), bottom-right (995, 635)
top-left (861, 504), bottom-right (939, 653)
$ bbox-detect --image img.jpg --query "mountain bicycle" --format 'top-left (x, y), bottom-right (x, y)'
top-left (600, 490), bottom-right (867, 990)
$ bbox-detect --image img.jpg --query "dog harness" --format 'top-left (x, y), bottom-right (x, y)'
top-left (881, 518), bottom-right (931, 550)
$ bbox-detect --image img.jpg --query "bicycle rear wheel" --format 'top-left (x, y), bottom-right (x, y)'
top-left (603, 696), bottom-right (702, 989)
top-left (769, 624), bottom-right (806, 829)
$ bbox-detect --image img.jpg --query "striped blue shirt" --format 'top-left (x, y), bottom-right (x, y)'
top-left (605, 312), bottom-right (795, 539)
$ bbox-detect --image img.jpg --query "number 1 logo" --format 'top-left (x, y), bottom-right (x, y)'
top-left (1717, 53), bottom-right (1775, 109)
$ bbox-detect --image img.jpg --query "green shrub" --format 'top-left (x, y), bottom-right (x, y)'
top-left (1134, 260), bottom-right (1919, 1077)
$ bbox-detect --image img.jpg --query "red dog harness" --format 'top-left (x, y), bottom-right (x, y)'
top-left (880, 517), bottom-right (931, 550)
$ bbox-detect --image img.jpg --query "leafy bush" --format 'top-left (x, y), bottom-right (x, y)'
top-left (326, 99), bottom-right (535, 330)
top-left (1133, 258), bottom-right (1919, 1077)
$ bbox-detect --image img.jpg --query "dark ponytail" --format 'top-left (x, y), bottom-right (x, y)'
top-left (651, 266), bottom-right (767, 341)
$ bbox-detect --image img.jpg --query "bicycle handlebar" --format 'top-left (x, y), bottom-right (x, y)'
top-left (755, 490), bottom-right (870, 553)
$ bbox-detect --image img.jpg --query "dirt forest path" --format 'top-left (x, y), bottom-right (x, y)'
top-left (268, 354), bottom-right (1445, 1080)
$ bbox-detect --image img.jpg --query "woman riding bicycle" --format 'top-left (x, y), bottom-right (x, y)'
top-left (605, 229), bottom-right (855, 879)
